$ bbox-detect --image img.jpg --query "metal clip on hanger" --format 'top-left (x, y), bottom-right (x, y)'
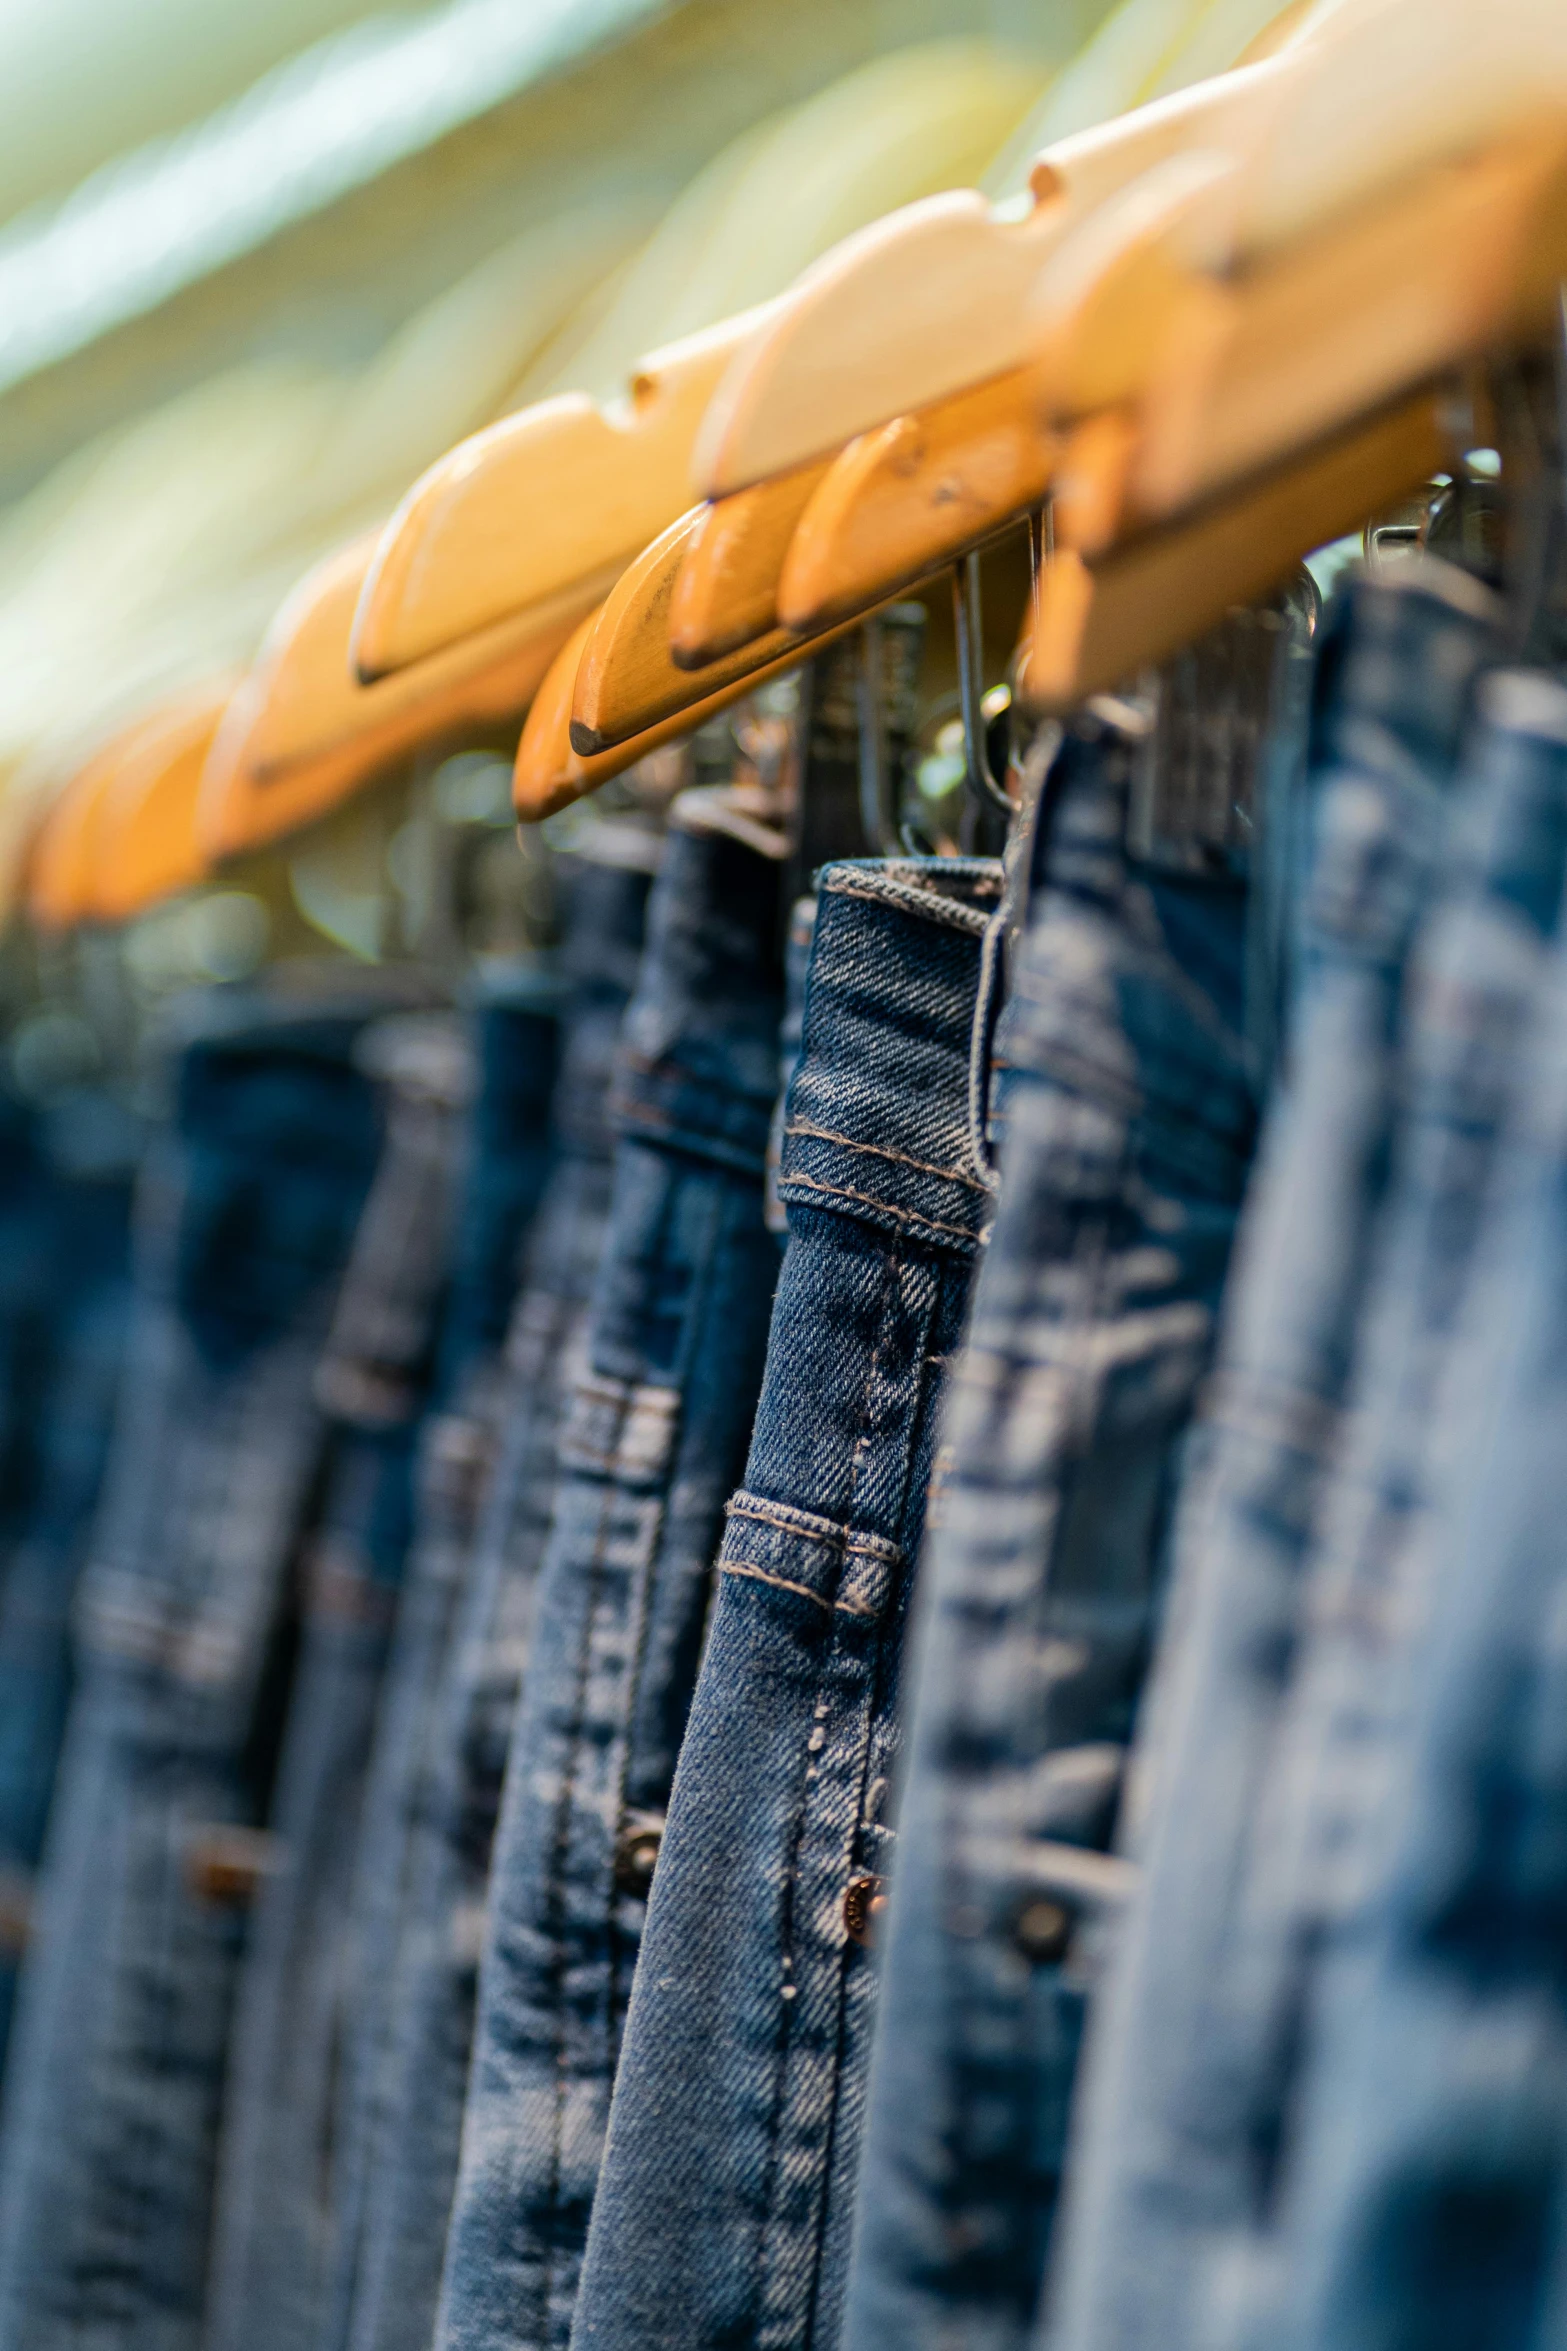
top-left (952, 551), bottom-right (1015, 821)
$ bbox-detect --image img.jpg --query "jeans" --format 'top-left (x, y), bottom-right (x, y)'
top-left (433, 789), bottom-right (788, 2351)
top-left (203, 1015), bottom-right (473, 2351)
top-left (1043, 555), bottom-right (1502, 2351)
top-left (1193, 667), bottom-right (1567, 2351)
top-left (572, 854), bottom-right (1001, 2351)
top-left (333, 850), bottom-right (655, 2351)
top-left (0, 990), bottom-right (388, 2351)
top-left (0, 1105), bottom-right (138, 2079)
top-left (314, 971), bottom-right (566, 2351)
top-left (842, 706), bottom-right (1261, 2351)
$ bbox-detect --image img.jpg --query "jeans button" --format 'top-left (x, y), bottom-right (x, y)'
top-left (613, 1816), bottom-right (664, 1900)
top-left (843, 1873), bottom-right (887, 1947)
top-left (1013, 1897), bottom-right (1072, 1963)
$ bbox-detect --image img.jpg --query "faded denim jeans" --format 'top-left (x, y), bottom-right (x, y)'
top-left (572, 856), bottom-right (1000, 2351)
top-left (1044, 556), bottom-right (1502, 2351)
top-left (0, 987), bottom-right (389, 2351)
top-left (334, 848), bottom-right (656, 2351)
top-left (432, 790), bottom-right (788, 2351)
top-left (203, 1014), bottom-right (473, 2351)
top-left (843, 701), bottom-right (1261, 2351)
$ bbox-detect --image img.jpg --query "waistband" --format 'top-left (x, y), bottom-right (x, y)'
top-left (610, 795), bottom-right (787, 1176)
top-left (777, 858), bottom-right (1001, 1258)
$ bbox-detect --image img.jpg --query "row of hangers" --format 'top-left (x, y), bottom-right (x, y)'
top-left (23, 0), bottom-right (1566, 939)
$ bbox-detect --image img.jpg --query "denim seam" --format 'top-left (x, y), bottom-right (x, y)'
top-left (722, 1560), bottom-right (834, 1613)
top-left (784, 1120), bottom-right (990, 1196)
top-left (538, 1424), bottom-right (627, 2347)
top-left (725, 1493), bottom-right (903, 1566)
top-left (778, 1170), bottom-right (978, 1247)
top-left (751, 1237), bottom-right (904, 2348)
top-left (819, 871), bottom-right (996, 937)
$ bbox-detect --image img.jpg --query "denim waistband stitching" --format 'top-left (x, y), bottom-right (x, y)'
top-left (777, 1168), bottom-right (980, 1245)
top-left (784, 1118), bottom-right (989, 1194)
top-left (724, 1490), bottom-right (903, 1563)
top-left (722, 1560), bottom-right (833, 1613)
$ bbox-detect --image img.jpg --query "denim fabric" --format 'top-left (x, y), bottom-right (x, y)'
top-left (1044, 556), bottom-right (1502, 2351)
top-left (842, 707), bottom-right (1261, 2351)
top-left (572, 854), bottom-right (1000, 2351)
top-left (1192, 668), bottom-right (1567, 2351)
top-left (331, 852), bottom-right (654, 2351)
top-left (0, 1103), bottom-right (138, 2077)
top-left (0, 990), bottom-right (387, 2351)
top-left (432, 791), bottom-right (788, 2351)
top-left (203, 1015), bottom-right (471, 2351)
top-left (0, 1096), bottom-right (50, 1563)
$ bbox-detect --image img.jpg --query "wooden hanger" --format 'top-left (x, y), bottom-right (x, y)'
top-left (88, 681), bottom-right (237, 925)
top-left (516, 594), bottom-right (873, 820)
top-left (27, 755), bottom-right (124, 932)
top-left (573, 509), bottom-right (803, 753)
top-left (773, 371), bottom-right (1060, 636)
top-left (1022, 382), bottom-right (1450, 709)
top-left (667, 458), bottom-right (834, 667)
top-left (690, 52), bottom-right (1303, 501)
top-left (569, 507), bottom-right (888, 753)
top-left (198, 535), bottom-right (588, 862)
top-left (348, 304), bottom-right (783, 682)
top-left (1028, 111), bottom-right (1567, 572)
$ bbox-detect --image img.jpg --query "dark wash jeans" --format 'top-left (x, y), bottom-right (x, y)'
top-left (0, 1106), bottom-right (137, 2079)
top-left (843, 713), bottom-right (1261, 2351)
top-left (335, 852), bottom-right (655, 2351)
top-left (204, 1015), bottom-right (473, 2351)
top-left (0, 990), bottom-right (387, 2351)
top-left (1196, 672), bottom-right (1567, 2351)
top-left (572, 856), bottom-right (1001, 2351)
top-left (433, 792), bottom-right (788, 2351)
top-left (1045, 556), bottom-right (1502, 2351)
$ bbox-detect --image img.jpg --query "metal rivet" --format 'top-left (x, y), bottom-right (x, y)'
top-left (844, 1873), bottom-right (887, 1948)
top-left (613, 1821), bottom-right (663, 1900)
top-left (1013, 1897), bottom-right (1072, 1964)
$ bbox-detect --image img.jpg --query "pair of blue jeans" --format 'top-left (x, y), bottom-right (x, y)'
top-left (841, 694), bottom-right (1263, 2351)
top-left (571, 854), bottom-right (1001, 2351)
top-left (333, 849), bottom-right (656, 2351)
top-left (433, 788), bottom-right (790, 2351)
top-left (204, 1013), bottom-right (476, 2351)
top-left (1044, 554), bottom-right (1504, 2351)
top-left (0, 1096), bottom-right (139, 2078)
top-left (1207, 663), bottom-right (1567, 2351)
top-left (0, 987), bottom-right (390, 2351)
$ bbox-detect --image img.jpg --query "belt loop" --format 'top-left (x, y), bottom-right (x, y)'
top-left (966, 903), bottom-right (1008, 1195)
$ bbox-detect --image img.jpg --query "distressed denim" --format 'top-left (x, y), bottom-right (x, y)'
top-left (1044, 556), bottom-right (1502, 2351)
top-left (843, 707), bottom-right (1261, 2351)
top-left (0, 989), bottom-right (387, 2351)
top-left (334, 850), bottom-right (655, 2351)
top-left (1192, 668), bottom-right (1567, 2351)
top-left (572, 855), bottom-right (1000, 2351)
top-left (433, 791), bottom-right (788, 2351)
top-left (203, 1015), bottom-right (472, 2351)
top-left (0, 1102), bottom-right (138, 2079)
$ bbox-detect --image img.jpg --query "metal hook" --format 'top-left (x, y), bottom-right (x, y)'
top-left (952, 551), bottom-right (1014, 817)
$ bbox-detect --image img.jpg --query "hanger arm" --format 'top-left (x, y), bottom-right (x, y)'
top-left (348, 303), bottom-right (781, 682)
top-left (668, 457), bottom-right (834, 668)
top-left (515, 605), bottom-right (872, 821)
top-left (774, 366), bottom-right (1058, 635)
top-left (1023, 382), bottom-right (1450, 710)
top-left (199, 538), bottom-right (588, 862)
top-left (91, 684), bottom-right (235, 925)
top-left (692, 52), bottom-right (1302, 498)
